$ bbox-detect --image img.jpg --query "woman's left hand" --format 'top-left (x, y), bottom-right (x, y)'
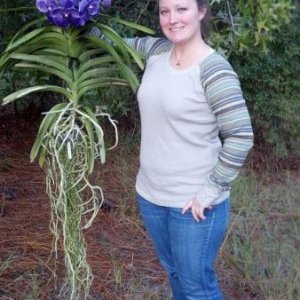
top-left (181, 198), bottom-right (211, 222)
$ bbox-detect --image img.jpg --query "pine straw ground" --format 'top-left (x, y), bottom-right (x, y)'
top-left (2, 109), bottom-right (295, 300)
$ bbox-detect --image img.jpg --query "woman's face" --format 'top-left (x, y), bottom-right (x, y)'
top-left (159, 0), bottom-right (206, 46)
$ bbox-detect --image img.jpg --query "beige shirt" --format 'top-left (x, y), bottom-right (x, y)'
top-left (136, 50), bottom-right (230, 208)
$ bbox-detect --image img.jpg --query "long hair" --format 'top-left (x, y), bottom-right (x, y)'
top-left (196, 0), bottom-right (211, 40)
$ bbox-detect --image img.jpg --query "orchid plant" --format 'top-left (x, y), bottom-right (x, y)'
top-left (0, 1), bottom-right (153, 299)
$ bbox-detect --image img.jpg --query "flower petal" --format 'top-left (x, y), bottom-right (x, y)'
top-left (69, 9), bottom-right (83, 27)
top-left (36, 0), bottom-right (50, 13)
top-left (50, 8), bottom-right (70, 28)
top-left (79, 0), bottom-right (89, 13)
top-left (101, 0), bottom-right (111, 8)
top-left (60, 0), bottom-right (75, 9)
top-left (87, 1), bottom-right (100, 16)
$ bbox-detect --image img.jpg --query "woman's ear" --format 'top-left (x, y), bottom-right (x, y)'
top-left (198, 6), bottom-right (207, 21)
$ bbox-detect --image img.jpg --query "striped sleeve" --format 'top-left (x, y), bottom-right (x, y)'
top-left (197, 54), bottom-right (254, 206)
top-left (124, 37), bottom-right (172, 59)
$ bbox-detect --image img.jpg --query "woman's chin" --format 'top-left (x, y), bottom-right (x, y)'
top-left (165, 35), bottom-right (186, 46)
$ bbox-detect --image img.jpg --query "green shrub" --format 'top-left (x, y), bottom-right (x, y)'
top-left (0, 1), bottom-right (37, 52)
top-left (230, 14), bottom-right (300, 158)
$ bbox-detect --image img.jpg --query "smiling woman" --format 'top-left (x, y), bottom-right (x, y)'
top-left (158, 0), bottom-right (213, 69)
top-left (159, 0), bottom-right (205, 45)
top-left (121, 0), bottom-right (254, 299)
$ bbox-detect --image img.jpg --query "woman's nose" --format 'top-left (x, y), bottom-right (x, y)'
top-left (169, 11), bottom-right (178, 24)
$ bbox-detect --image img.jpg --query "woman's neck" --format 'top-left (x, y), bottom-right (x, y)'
top-left (171, 39), bottom-right (212, 69)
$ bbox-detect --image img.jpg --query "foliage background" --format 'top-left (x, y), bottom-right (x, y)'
top-left (0, 1), bottom-right (299, 299)
top-left (1, 0), bottom-right (300, 163)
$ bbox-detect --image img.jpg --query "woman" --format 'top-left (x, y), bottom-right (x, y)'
top-left (126, 0), bottom-right (253, 299)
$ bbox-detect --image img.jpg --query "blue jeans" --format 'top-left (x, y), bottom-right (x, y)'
top-left (137, 194), bottom-right (230, 300)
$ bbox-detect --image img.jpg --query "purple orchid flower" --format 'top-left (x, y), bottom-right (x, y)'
top-left (36, 0), bottom-right (107, 28)
top-left (79, 0), bottom-right (100, 17)
top-left (36, 0), bottom-right (58, 14)
top-left (49, 7), bottom-right (71, 28)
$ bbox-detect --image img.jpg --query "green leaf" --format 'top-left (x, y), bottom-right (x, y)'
top-left (9, 17), bottom-right (47, 43)
top-left (82, 106), bottom-right (106, 164)
top-left (77, 78), bottom-right (128, 99)
top-left (85, 35), bottom-right (124, 65)
top-left (78, 49), bottom-right (107, 63)
top-left (99, 141), bottom-right (106, 164)
top-left (38, 145), bottom-right (48, 169)
top-left (34, 48), bottom-right (68, 57)
top-left (76, 56), bottom-right (115, 78)
top-left (28, 31), bottom-right (68, 46)
top-left (0, 6), bottom-right (36, 13)
top-left (15, 62), bottom-right (73, 87)
top-left (5, 42), bottom-right (65, 60)
top-left (78, 77), bottom-right (121, 90)
top-left (117, 63), bottom-right (139, 92)
top-left (30, 102), bottom-right (68, 163)
top-left (95, 24), bottom-right (144, 69)
top-left (5, 28), bottom-right (46, 53)
top-left (9, 53), bottom-right (71, 76)
top-left (82, 116), bottom-right (95, 174)
top-left (76, 67), bottom-right (119, 85)
top-left (0, 52), bottom-right (10, 75)
top-left (6, 31), bottom-right (70, 59)
top-left (2, 86), bottom-right (71, 105)
top-left (98, 15), bottom-right (155, 34)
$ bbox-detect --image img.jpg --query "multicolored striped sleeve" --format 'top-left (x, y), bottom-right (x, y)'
top-left (198, 54), bottom-right (254, 206)
top-left (124, 37), bottom-right (172, 59)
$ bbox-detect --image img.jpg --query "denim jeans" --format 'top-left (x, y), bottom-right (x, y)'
top-left (137, 194), bottom-right (230, 300)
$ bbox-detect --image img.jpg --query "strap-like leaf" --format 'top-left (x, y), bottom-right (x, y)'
top-left (78, 77), bottom-right (128, 95)
top-left (77, 78), bottom-right (129, 99)
top-left (15, 63), bottom-right (73, 87)
top-left (76, 67), bottom-right (118, 85)
top-left (81, 106), bottom-right (106, 164)
top-left (78, 49), bottom-right (107, 63)
top-left (85, 35), bottom-right (124, 65)
top-left (117, 63), bottom-right (139, 92)
top-left (38, 144), bottom-right (48, 168)
top-left (30, 102), bottom-right (68, 162)
top-left (2, 86), bottom-right (71, 105)
top-left (98, 15), bottom-right (155, 35)
top-left (95, 24), bottom-right (144, 69)
top-left (32, 31), bottom-right (68, 43)
top-left (34, 48), bottom-right (68, 56)
top-left (76, 56), bottom-right (115, 78)
top-left (5, 28), bottom-right (46, 53)
top-left (0, 52), bottom-right (10, 75)
top-left (82, 116), bottom-right (95, 174)
top-left (9, 17), bottom-right (47, 44)
top-left (9, 53), bottom-right (71, 76)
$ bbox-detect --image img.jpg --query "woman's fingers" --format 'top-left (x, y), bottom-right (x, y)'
top-left (181, 200), bottom-right (193, 214)
top-left (182, 199), bottom-right (207, 222)
top-left (191, 205), bottom-right (200, 222)
top-left (192, 204), bottom-right (206, 222)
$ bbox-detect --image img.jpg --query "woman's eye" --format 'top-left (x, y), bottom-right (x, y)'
top-left (160, 10), bottom-right (168, 16)
top-left (178, 7), bottom-right (187, 13)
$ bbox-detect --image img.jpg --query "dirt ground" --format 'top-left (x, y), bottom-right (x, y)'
top-left (0, 108), bottom-right (261, 300)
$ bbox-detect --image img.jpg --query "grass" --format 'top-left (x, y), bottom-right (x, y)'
top-left (219, 170), bottom-right (300, 300)
top-left (0, 255), bottom-right (41, 299)
top-left (1, 126), bottom-right (299, 299)
top-left (94, 136), bottom-right (300, 299)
